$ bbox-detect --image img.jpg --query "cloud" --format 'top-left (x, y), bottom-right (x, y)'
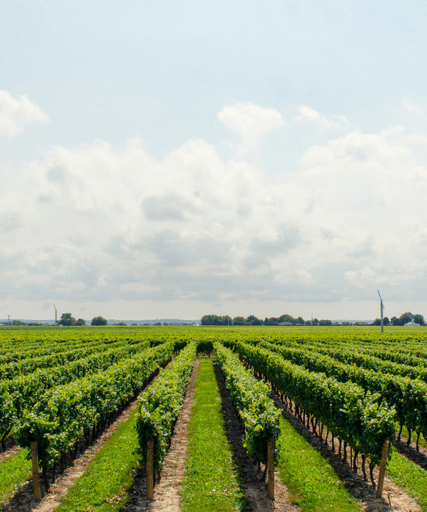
top-left (218, 102), bottom-right (284, 155)
top-left (0, 90), bottom-right (48, 137)
top-left (1, 102), bottom-right (427, 313)
top-left (296, 105), bottom-right (348, 130)
top-left (403, 100), bottom-right (426, 120)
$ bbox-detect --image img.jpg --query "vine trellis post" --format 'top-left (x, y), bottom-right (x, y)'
top-left (376, 438), bottom-right (389, 498)
top-left (146, 438), bottom-right (154, 500)
top-left (31, 441), bottom-right (42, 501)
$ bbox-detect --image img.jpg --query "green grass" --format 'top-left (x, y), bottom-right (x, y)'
top-left (180, 359), bottom-right (246, 512)
top-left (0, 448), bottom-right (32, 506)
top-left (277, 417), bottom-right (360, 512)
top-left (386, 446), bottom-right (427, 511)
top-left (55, 410), bottom-right (142, 512)
top-left (400, 425), bottom-right (427, 449)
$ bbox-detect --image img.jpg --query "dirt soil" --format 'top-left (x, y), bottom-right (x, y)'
top-left (393, 437), bottom-right (427, 471)
top-left (214, 363), bottom-right (301, 512)
top-left (121, 359), bottom-right (200, 512)
top-left (0, 368), bottom-right (165, 512)
top-left (0, 443), bottom-right (21, 464)
top-left (270, 390), bottom-right (422, 512)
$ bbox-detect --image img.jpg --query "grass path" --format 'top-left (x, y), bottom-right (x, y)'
top-left (180, 358), bottom-right (246, 512)
top-left (54, 403), bottom-right (142, 512)
top-left (276, 417), bottom-right (361, 512)
top-left (0, 448), bottom-right (32, 507)
top-left (387, 446), bottom-right (427, 511)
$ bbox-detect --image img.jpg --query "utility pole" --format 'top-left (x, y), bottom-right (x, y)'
top-left (377, 291), bottom-right (384, 333)
top-left (7, 315), bottom-right (10, 329)
top-left (54, 304), bottom-right (57, 331)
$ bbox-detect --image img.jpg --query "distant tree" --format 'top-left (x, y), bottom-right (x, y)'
top-left (59, 313), bottom-right (77, 326)
top-left (383, 317), bottom-right (390, 325)
top-left (391, 316), bottom-right (403, 326)
top-left (399, 312), bottom-right (413, 325)
top-left (264, 317), bottom-right (279, 326)
top-left (296, 316), bottom-right (305, 325)
top-left (312, 318), bottom-right (319, 326)
top-left (91, 316), bottom-right (107, 326)
top-left (76, 318), bottom-right (86, 326)
top-left (373, 318), bottom-right (381, 326)
top-left (114, 322), bottom-right (127, 326)
top-left (279, 314), bottom-right (296, 324)
top-left (413, 314), bottom-right (425, 325)
top-left (223, 315), bottom-right (233, 326)
top-left (232, 316), bottom-right (246, 326)
top-left (201, 314), bottom-right (222, 325)
top-left (319, 319), bottom-right (332, 326)
top-left (341, 322), bottom-right (352, 326)
top-left (246, 315), bottom-right (262, 325)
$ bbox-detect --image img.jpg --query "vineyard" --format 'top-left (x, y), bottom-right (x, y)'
top-left (0, 326), bottom-right (427, 511)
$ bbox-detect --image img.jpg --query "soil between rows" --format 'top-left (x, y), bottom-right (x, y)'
top-left (392, 437), bottom-right (427, 472)
top-left (269, 389), bottom-right (422, 512)
top-left (122, 358), bottom-right (300, 512)
top-left (0, 364), bottom-right (166, 512)
top-left (121, 358), bottom-right (200, 511)
top-left (213, 362), bottom-right (300, 512)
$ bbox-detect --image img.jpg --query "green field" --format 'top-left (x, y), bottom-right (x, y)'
top-left (0, 325), bottom-right (426, 511)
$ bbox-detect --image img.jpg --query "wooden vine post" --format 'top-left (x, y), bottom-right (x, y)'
top-left (31, 441), bottom-right (42, 501)
top-left (376, 438), bottom-right (389, 499)
top-left (146, 438), bottom-right (154, 500)
top-left (267, 435), bottom-right (275, 500)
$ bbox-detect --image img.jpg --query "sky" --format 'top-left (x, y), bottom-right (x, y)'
top-left (2, 0), bottom-right (427, 321)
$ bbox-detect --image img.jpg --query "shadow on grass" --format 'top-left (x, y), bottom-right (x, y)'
top-left (392, 439), bottom-right (427, 471)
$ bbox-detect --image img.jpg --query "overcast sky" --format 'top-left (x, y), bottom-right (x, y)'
top-left (2, 0), bottom-right (427, 321)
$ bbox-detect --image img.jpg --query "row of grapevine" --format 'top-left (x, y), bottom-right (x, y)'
top-left (0, 332), bottom-right (146, 363)
top-left (136, 341), bottom-right (197, 471)
top-left (0, 335), bottom-right (118, 362)
top-left (235, 342), bottom-right (396, 466)
top-left (215, 343), bottom-right (280, 464)
top-left (260, 340), bottom-right (427, 382)
top-left (17, 341), bottom-right (175, 468)
top-left (260, 344), bottom-right (427, 440)
top-left (0, 341), bottom-right (133, 380)
top-left (297, 340), bottom-right (427, 371)
top-left (260, 340), bottom-right (427, 445)
top-left (0, 340), bottom-right (151, 442)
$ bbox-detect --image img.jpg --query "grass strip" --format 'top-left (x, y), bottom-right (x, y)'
top-left (277, 417), bottom-right (360, 512)
top-left (400, 425), bottom-right (427, 449)
top-left (55, 410), bottom-right (141, 512)
top-left (386, 446), bottom-right (427, 511)
top-left (0, 448), bottom-right (32, 506)
top-left (180, 358), bottom-right (246, 512)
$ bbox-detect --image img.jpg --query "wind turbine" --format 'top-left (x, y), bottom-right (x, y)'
top-left (377, 291), bottom-right (384, 333)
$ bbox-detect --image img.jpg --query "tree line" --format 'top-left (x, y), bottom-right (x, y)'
top-left (201, 314), bottom-right (333, 326)
top-left (372, 312), bottom-right (425, 326)
top-left (202, 312), bottom-right (426, 326)
top-left (58, 313), bottom-right (108, 326)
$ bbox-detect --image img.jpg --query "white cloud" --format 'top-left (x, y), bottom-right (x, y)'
top-left (297, 105), bottom-right (321, 121)
top-left (1, 102), bottom-right (427, 317)
top-left (403, 100), bottom-right (425, 118)
top-left (0, 90), bottom-right (48, 137)
top-left (218, 102), bottom-right (284, 156)
top-left (296, 104), bottom-right (348, 130)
